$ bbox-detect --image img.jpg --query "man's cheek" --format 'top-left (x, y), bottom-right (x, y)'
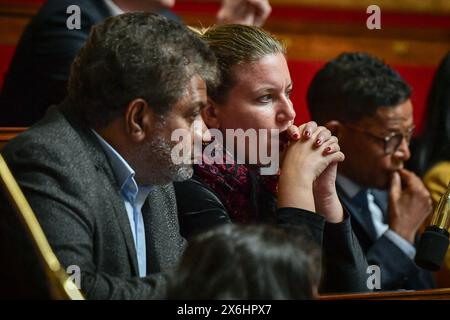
top-left (381, 154), bottom-right (396, 169)
top-left (379, 159), bottom-right (395, 180)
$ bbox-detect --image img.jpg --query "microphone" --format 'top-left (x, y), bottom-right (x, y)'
top-left (415, 182), bottom-right (450, 271)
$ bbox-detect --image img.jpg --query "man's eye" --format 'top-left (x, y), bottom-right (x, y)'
top-left (191, 111), bottom-right (201, 119)
top-left (187, 110), bottom-right (200, 121)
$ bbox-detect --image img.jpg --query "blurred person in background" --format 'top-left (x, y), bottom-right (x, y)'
top-left (408, 52), bottom-right (450, 286)
top-left (408, 52), bottom-right (450, 204)
top-left (0, 0), bottom-right (271, 126)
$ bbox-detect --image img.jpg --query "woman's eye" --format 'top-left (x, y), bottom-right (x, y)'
top-left (258, 95), bottom-right (272, 103)
top-left (285, 90), bottom-right (292, 99)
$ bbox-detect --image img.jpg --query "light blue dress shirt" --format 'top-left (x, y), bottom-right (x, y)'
top-left (93, 131), bottom-right (151, 277)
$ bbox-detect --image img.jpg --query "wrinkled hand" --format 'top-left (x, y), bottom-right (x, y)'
top-left (216, 0), bottom-right (272, 26)
top-left (278, 122), bottom-right (345, 220)
top-left (389, 169), bottom-right (433, 243)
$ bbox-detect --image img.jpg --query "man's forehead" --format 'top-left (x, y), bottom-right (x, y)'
top-left (186, 75), bottom-right (207, 95)
top-left (187, 76), bottom-right (207, 105)
top-left (373, 100), bottom-right (414, 128)
top-left (172, 76), bottom-right (207, 110)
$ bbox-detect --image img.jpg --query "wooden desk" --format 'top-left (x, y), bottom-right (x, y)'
top-left (0, 127), bottom-right (26, 150)
top-left (320, 288), bottom-right (450, 300)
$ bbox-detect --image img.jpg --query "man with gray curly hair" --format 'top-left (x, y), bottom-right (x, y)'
top-left (2, 13), bottom-right (218, 299)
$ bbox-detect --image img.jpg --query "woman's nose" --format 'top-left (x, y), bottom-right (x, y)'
top-left (276, 99), bottom-right (296, 124)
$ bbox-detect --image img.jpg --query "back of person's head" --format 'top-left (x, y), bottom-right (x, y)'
top-left (166, 224), bottom-right (320, 299)
top-left (67, 12), bottom-right (218, 128)
top-left (409, 52), bottom-right (450, 176)
top-left (307, 52), bottom-right (411, 124)
top-left (192, 24), bottom-right (285, 104)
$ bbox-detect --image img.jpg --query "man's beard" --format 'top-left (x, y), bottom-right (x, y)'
top-left (140, 134), bottom-right (193, 185)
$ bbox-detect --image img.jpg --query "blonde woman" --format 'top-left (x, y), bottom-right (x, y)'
top-left (175, 25), bottom-right (369, 293)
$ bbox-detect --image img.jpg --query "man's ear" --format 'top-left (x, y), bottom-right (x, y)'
top-left (124, 98), bottom-right (155, 142)
top-left (201, 98), bottom-right (220, 129)
top-left (325, 120), bottom-right (342, 138)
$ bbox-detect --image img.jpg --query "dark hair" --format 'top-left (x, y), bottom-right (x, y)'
top-left (67, 13), bottom-right (218, 128)
top-left (166, 224), bottom-right (320, 299)
top-left (193, 24), bottom-right (285, 104)
top-left (307, 52), bottom-right (411, 124)
top-left (408, 52), bottom-right (450, 176)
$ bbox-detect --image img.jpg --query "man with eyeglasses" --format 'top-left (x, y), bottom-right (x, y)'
top-left (307, 52), bottom-right (434, 291)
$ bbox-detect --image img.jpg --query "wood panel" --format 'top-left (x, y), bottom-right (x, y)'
top-left (320, 288), bottom-right (450, 300)
top-left (2, 0), bottom-right (450, 14)
top-left (184, 0), bottom-right (450, 15)
top-left (0, 3), bottom-right (39, 45)
top-left (181, 13), bottom-right (450, 66)
top-left (0, 1), bottom-right (449, 66)
top-left (0, 127), bottom-right (26, 150)
top-left (174, 1), bottom-right (450, 67)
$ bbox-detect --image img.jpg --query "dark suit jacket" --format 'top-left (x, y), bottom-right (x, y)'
top-left (175, 177), bottom-right (370, 294)
top-left (336, 180), bottom-right (435, 290)
top-left (1, 101), bottom-right (186, 299)
top-left (0, 0), bottom-right (180, 126)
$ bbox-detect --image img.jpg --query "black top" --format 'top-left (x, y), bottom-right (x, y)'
top-left (175, 176), bottom-right (370, 294)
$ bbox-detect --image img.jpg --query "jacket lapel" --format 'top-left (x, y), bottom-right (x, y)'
top-left (142, 184), bottom-right (185, 274)
top-left (102, 175), bottom-right (140, 276)
top-left (60, 103), bottom-right (140, 276)
top-left (336, 181), bottom-right (378, 242)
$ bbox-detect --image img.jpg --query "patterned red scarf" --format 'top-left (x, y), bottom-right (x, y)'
top-left (193, 144), bottom-right (279, 224)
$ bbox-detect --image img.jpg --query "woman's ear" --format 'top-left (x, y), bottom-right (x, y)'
top-left (201, 97), bottom-right (221, 129)
top-left (125, 98), bottom-right (154, 142)
top-left (325, 120), bottom-right (342, 138)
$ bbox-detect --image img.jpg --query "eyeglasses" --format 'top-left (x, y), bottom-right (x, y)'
top-left (344, 124), bottom-right (415, 155)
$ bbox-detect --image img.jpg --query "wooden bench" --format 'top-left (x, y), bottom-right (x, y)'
top-left (0, 127), bottom-right (26, 150)
top-left (320, 288), bottom-right (450, 300)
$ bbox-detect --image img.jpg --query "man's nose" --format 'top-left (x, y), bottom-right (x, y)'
top-left (392, 137), bottom-right (411, 161)
top-left (201, 120), bottom-right (212, 142)
top-left (192, 118), bottom-right (211, 142)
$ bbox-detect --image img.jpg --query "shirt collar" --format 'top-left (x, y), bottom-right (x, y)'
top-left (103, 0), bottom-right (125, 16)
top-left (91, 130), bottom-right (138, 197)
